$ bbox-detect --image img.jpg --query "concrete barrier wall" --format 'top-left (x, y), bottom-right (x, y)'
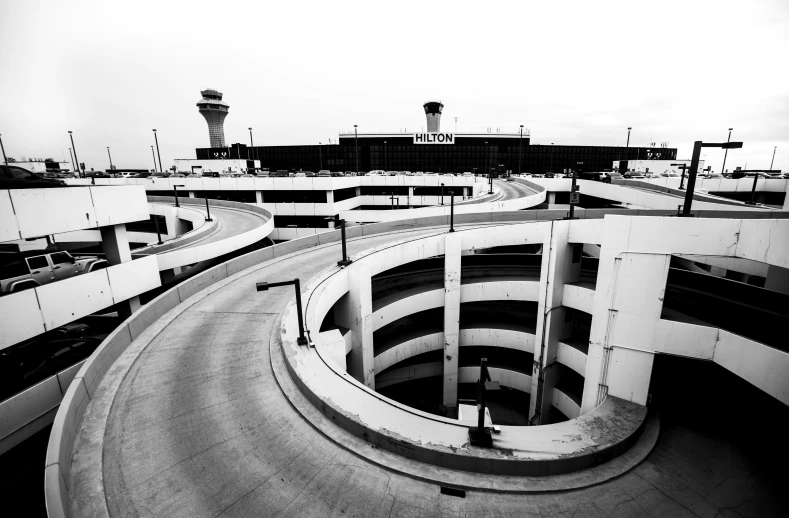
top-left (562, 284), bottom-right (595, 314)
top-left (1, 186), bottom-right (149, 242)
top-left (0, 255), bottom-right (161, 350)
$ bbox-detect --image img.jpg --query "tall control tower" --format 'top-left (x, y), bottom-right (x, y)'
top-left (197, 89), bottom-right (229, 148)
top-left (423, 101), bottom-right (443, 132)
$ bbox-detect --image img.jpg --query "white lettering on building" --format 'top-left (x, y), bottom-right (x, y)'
top-left (413, 133), bottom-right (455, 145)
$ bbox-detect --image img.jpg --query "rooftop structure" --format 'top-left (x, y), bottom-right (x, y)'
top-left (197, 89), bottom-right (229, 148)
top-left (423, 101), bottom-right (444, 132)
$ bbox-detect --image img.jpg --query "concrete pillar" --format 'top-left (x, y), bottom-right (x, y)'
top-left (327, 220), bottom-right (336, 230)
top-left (334, 266), bottom-right (375, 389)
top-left (581, 250), bottom-right (667, 414)
top-left (528, 220), bottom-right (581, 423)
top-left (442, 232), bottom-right (462, 414)
top-left (547, 192), bottom-right (557, 204)
top-left (255, 191), bottom-right (263, 204)
top-left (188, 191), bottom-right (196, 198)
top-left (99, 224), bottom-right (141, 319)
top-left (326, 190), bottom-right (334, 204)
top-left (765, 265), bottom-right (789, 295)
top-left (355, 187), bottom-right (361, 198)
top-left (164, 212), bottom-right (189, 239)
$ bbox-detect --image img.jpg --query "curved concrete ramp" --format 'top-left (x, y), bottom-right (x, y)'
top-left (47, 222), bottom-right (788, 517)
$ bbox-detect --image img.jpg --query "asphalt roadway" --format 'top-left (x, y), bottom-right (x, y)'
top-left (69, 224), bottom-right (787, 517)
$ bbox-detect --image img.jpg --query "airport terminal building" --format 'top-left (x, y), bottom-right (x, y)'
top-left (195, 101), bottom-right (677, 174)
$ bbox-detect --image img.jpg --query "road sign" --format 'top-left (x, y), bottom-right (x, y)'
top-left (569, 192), bottom-right (580, 205)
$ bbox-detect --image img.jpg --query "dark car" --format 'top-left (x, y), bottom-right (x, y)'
top-left (0, 165), bottom-right (66, 189)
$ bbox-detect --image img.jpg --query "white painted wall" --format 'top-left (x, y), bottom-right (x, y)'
top-left (0, 255), bottom-right (160, 350)
top-left (1, 186), bottom-right (149, 242)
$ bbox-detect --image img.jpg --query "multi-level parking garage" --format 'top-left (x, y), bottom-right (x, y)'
top-left (0, 187), bottom-right (273, 456)
top-left (35, 175), bottom-right (789, 517)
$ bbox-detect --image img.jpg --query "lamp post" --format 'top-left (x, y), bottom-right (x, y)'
top-left (550, 142), bottom-right (554, 174)
top-left (68, 148), bottom-right (76, 172)
top-left (152, 129), bottom-right (163, 173)
top-left (518, 125), bottom-right (524, 177)
top-left (150, 146), bottom-right (157, 172)
top-left (68, 131), bottom-right (83, 177)
top-left (769, 146), bottom-right (777, 171)
top-left (256, 280), bottom-right (308, 346)
top-left (671, 163), bottom-right (691, 189)
top-left (325, 216), bottom-right (353, 267)
top-left (486, 141), bottom-right (493, 194)
top-left (106, 147), bottom-right (113, 170)
top-left (720, 128), bottom-right (733, 175)
top-left (248, 127), bottom-right (254, 162)
top-left (441, 183), bottom-right (445, 205)
top-left (319, 142), bottom-right (323, 171)
top-left (626, 127), bottom-right (632, 148)
top-left (384, 140), bottom-right (387, 171)
top-left (467, 358), bottom-right (500, 447)
top-left (173, 184), bottom-right (184, 208)
top-left (354, 125), bottom-right (358, 175)
top-left (0, 134), bottom-right (7, 164)
top-left (681, 140), bottom-right (743, 216)
top-left (449, 190), bottom-right (455, 233)
top-left (153, 213), bottom-right (163, 245)
top-left (204, 197), bottom-right (212, 221)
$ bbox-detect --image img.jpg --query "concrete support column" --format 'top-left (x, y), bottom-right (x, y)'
top-left (327, 220), bottom-right (335, 230)
top-left (99, 223), bottom-right (141, 319)
top-left (547, 192), bottom-right (557, 204)
top-left (528, 220), bottom-right (581, 423)
top-left (164, 212), bottom-right (189, 239)
top-left (355, 187), bottom-right (361, 198)
top-left (442, 232), bottom-right (462, 414)
top-left (581, 250), bottom-right (667, 414)
top-left (188, 191), bottom-right (196, 198)
top-left (765, 265), bottom-right (789, 294)
top-left (326, 190), bottom-right (334, 204)
top-left (334, 266), bottom-right (375, 389)
top-left (255, 190), bottom-right (263, 204)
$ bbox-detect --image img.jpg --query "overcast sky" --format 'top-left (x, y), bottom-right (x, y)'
top-left (1, 0), bottom-right (787, 172)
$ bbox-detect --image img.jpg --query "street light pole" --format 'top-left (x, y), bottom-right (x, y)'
top-left (518, 125), bottom-right (523, 177)
top-left (626, 127), bottom-right (632, 148)
top-left (106, 147), bottom-right (113, 170)
top-left (68, 131), bottom-right (83, 177)
top-left (68, 148), bottom-right (76, 173)
top-left (769, 146), bottom-right (777, 171)
top-left (153, 129), bottom-right (163, 173)
top-left (449, 190), bottom-right (455, 233)
top-left (441, 183), bottom-right (445, 205)
top-left (549, 142), bottom-right (555, 175)
top-left (248, 127), bottom-right (254, 162)
top-left (0, 134), bottom-right (7, 164)
top-left (384, 140), bottom-right (387, 171)
top-left (682, 140), bottom-right (743, 216)
top-left (720, 128), bottom-right (733, 175)
top-left (256, 280), bottom-right (308, 346)
top-left (354, 125), bottom-right (358, 175)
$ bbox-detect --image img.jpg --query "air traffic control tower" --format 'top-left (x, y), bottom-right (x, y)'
top-left (197, 89), bottom-right (229, 148)
top-left (423, 101), bottom-right (443, 132)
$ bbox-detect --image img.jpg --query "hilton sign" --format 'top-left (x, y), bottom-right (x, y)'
top-left (413, 133), bottom-right (455, 144)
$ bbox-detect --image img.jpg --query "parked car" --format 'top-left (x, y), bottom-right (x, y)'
top-left (0, 165), bottom-right (66, 189)
top-left (604, 172), bottom-right (624, 183)
top-left (0, 251), bottom-right (108, 293)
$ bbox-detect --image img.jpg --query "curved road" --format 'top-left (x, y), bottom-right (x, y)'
top-left (458, 180), bottom-right (537, 206)
top-left (139, 202), bottom-right (269, 256)
top-left (69, 224), bottom-right (785, 517)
